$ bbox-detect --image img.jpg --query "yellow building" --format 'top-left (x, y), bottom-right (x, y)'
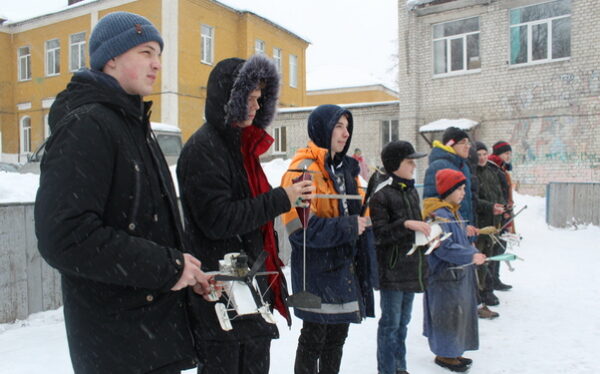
top-left (306, 84), bottom-right (399, 107)
top-left (0, 0), bottom-right (309, 163)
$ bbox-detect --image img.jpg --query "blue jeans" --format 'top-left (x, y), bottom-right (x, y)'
top-left (377, 290), bottom-right (415, 374)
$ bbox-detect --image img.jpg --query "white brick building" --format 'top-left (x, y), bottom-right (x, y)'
top-left (399, 0), bottom-right (600, 194)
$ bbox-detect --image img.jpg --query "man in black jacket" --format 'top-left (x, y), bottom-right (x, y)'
top-left (474, 141), bottom-right (505, 318)
top-left (369, 140), bottom-right (429, 374)
top-left (177, 55), bottom-right (312, 374)
top-left (35, 12), bottom-right (213, 374)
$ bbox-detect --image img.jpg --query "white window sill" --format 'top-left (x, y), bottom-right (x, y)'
top-left (433, 68), bottom-right (481, 79)
top-left (508, 57), bottom-right (570, 69)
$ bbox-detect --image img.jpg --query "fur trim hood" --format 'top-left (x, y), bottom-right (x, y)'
top-left (204, 54), bottom-right (280, 145)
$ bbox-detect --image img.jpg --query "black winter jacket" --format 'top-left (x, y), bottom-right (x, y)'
top-left (35, 69), bottom-right (196, 373)
top-left (369, 175), bottom-right (428, 292)
top-left (476, 162), bottom-right (506, 228)
top-left (177, 55), bottom-right (291, 342)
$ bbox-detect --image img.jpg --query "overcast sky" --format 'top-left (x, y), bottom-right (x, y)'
top-left (1, 0), bottom-right (399, 91)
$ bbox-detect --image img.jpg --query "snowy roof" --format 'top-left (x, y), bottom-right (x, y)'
top-left (278, 100), bottom-right (399, 114)
top-left (150, 122), bottom-right (181, 133)
top-left (419, 118), bottom-right (478, 133)
top-left (406, 0), bottom-right (438, 9)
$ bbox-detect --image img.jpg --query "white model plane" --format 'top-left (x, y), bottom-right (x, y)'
top-left (208, 251), bottom-right (278, 331)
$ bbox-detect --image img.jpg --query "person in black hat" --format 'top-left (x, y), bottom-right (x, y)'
top-left (369, 140), bottom-right (429, 374)
top-left (473, 141), bottom-right (505, 318)
top-left (423, 127), bottom-right (478, 238)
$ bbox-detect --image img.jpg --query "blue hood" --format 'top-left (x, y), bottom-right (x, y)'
top-left (307, 104), bottom-right (353, 158)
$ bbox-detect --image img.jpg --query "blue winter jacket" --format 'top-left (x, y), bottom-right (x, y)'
top-left (423, 141), bottom-right (474, 225)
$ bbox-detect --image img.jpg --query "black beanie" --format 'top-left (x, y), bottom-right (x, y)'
top-left (442, 127), bottom-right (469, 147)
top-left (493, 141), bottom-right (512, 155)
top-left (475, 141), bottom-right (488, 152)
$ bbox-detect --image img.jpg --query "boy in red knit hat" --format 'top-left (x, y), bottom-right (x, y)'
top-left (422, 169), bottom-right (486, 372)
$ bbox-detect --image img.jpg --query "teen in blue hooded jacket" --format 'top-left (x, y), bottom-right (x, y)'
top-left (281, 104), bottom-right (377, 374)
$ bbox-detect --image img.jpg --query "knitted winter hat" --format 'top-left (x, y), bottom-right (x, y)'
top-left (436, 168), bottom-right (467, 199)
top-left (492, 141), bottom-right (512, 156)
top-left (442, 127), bottom-right (469, 147)
top-left (381, 140), bottom-right (427, 174)
top-left (475, 141), bottom-right (488, 152)
top-left (89, 12), bottom-right (164, 71)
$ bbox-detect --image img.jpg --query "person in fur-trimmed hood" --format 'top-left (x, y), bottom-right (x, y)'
top-left (177, 55), bottom-right (312, 374)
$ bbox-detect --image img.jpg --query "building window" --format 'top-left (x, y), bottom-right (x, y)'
top-left (21, 117), bottom-right (32, 154)
top-left (18, 46), bottom-right (31, 81)
top-left (289, 54), bottom-right (298, 88)
top-left (510, 0), bottom-right (571, 65)
top-left (273, 48), bottom-right (282, 72)
top-left (274, 127), bottom-right (287, 153)
top-left (381, 120), bottom-right (399, 146)
top-left (46, 39), bottom-right (61, 76)
top-left (433, 17), bottom-right (480, 75)
top-left (255, 39), bottom-right (265, 54)
top-left (70, 32), bottom-right (86, 71)
top-left (201, 25), bottom-right (214, 65)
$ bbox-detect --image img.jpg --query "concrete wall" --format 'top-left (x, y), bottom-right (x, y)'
top-left (0, 203), bottom-right (62, 323)
top-left (399, 0), bottom-right (600, 195)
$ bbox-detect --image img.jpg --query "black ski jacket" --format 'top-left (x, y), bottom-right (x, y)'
top-left (177, 55), bottom-right (290, 342)
top-left (369, 174), bottom-right (428, 292)
top-left (35, 69), bottom-right (196, 373)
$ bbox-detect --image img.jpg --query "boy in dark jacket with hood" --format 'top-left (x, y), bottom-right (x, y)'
top-left (369, 140), bottom-right (429, 374)
top-left (423, 127), bottom-right (478, 238)
top-left (281, 104), bottom-right (377, 374)
top-left (177, 55), bottom-right (312, 374)
top-left (35, 12), bottom-right (213, 374)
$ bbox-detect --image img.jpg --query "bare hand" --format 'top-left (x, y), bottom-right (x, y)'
top-left (493, 203), bottom-right (505, 215)
top-left (404, 220), bottom-right (431, 236)
top-left (466, 225), bottom-right (479, 237)
top-left (473, 253), bottom-right (486, 265)
top-left (194, 279), bottom-right (223, 302)
top-left (171, 253), bottom-right (212, 292)
top-left (284, 180), bottom-right (314, 207)
top-left (357, 216), bottom-right (370, 235)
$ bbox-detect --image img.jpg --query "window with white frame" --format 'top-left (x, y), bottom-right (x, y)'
top-left (18, 46), bottom-right (31, 81)
top-left (274, 127), bottom-right (287, 153)
top-left (381, 120), bottom-right (399, 146)
top-left (510, 0), bottom-right (571, 65)
top-left (21, 116), bottom-right (32, 154)
top-left (201, 25), bottom-right (214, 64)
top-left (255, 39), bottom-right (265, 54)
top-left (46, 39), bottom-right (61, 76)
top-left (433, 17), bottom-right (480, 75)
top-left (289, 54), bottom-right (298, 88)
top-left (273, 48), bottom-right (282, 72)
top-left (70, 32), bottom-right (86, 71)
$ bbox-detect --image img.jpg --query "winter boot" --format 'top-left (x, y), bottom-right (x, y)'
top-left (478, 305), bottom-right (500, 319)
top-left (482, 291), bottom-right (499, 306)
top-left (434, 356), bottom-right (469, 372)
top-left (457, 357), bottom-right (473, 366)
top-left (494, 281), bottom-right (512, 291)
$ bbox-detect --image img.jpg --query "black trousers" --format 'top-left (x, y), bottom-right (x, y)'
top-left (294, 321), bottom-right (350, 374)
top-left (198, 338), bottom-right (271, 374)
top-left (490, 239), bottom-right (507, 285)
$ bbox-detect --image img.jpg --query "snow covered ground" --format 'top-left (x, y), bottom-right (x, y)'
top-left (1, 164), bottom-right (599, 373)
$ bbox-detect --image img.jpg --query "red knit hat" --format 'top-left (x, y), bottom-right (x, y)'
top-left (435, 169), bottom-right (467, 199)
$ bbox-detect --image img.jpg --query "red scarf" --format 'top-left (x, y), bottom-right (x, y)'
top-left (240, 125), bottom-right (290, 323)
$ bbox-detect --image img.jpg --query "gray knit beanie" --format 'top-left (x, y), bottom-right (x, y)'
top-left (89, 12), bottom-right (164, 71)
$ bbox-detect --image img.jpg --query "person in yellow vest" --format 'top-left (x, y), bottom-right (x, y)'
top-left (281, 104), bottom-right (377, 374)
